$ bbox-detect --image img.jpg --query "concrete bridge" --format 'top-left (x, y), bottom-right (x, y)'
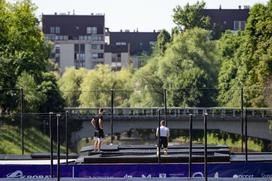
top-left (65, 107), bottom-right (272, 144)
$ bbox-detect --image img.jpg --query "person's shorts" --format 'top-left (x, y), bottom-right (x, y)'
top-left (159, 137), bottom-right (168, 148)
top-left (94, 129), bottom-right (105, 140)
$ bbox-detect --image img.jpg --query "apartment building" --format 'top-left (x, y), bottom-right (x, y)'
top-left (42, 14), bottom-right (158, 72)
top-left (107, 31), bottom-right (159, 68)
top-left (104, 44), bottom-right (129, 71)
top-left (201, 6), bottom-right (250, 31)
top-left (42, 7), bottom-right (248, 72)
top-left (42, 14), bottom-right (105, 73)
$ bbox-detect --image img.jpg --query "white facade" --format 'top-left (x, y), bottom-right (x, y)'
top-left (59, 43), bottom-right (74, 73)
top-left (53, 39), bottom-right (105, 73)
top-left (104, 52), bottom-right (129, 71)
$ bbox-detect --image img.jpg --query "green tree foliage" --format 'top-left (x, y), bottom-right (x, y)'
top-left (130, 28), bottom-right (219, 107)
top-left (39, 72), bottom-right (64, 112)
top-left (0, 0), bottom-right (62, 112)
top-left (16, 72), bottom-right (46, 112)
top-left (217, 31), bottom-right (245, 106)
top-left (129, 57), bottom-right (164, 107)
top-left (154, 30), bottom-right (171, 55)
top-left (173, 1), bottom-right (210, 30)
top-left (58, 68), bottom-right (87, 107)
top-left (217, 1), bottom-right (272, 107)
top-left (79, 65), bottom-right (132, 107)
top-left (158, 28), bottom-right (218, 106)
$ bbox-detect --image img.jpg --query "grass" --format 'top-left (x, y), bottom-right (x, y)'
top-left (0, 124), bottom-right (66, 154)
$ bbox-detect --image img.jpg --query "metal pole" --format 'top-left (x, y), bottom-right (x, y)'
top-left (110, 89), bottom-right (114, 144)
top-left (157, 109), bottom-right (161, 163)
top-left (204, 113), bottom-right (208, 181)
top-left (57, 114), bottom-right (61, 181)
top-left (189, 114), bottom-right (193, 178)
top-left (65, 111), bottom-right (68, 165)
top-left (245, 108), bottom-right (248, 162)
top-left (20, 88), bottom-right (24, 155)
top-left (164, 89), bottom-right (167, 126)
top-left (241, 87), bottom-right (244, 152)
top-left (49, 112), bottom-right (54, 178)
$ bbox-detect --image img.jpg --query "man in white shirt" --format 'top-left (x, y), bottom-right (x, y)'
top-left (156, 120), bottom-right (170, 155)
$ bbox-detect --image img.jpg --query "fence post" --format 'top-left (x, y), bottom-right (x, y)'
top-left (189, 114), bottom-right (193, 178)
top-left (245, 108), bottom-right (248, 162)
top-left (20, 88), bottom-right (24, 155)
top-left (57, 114), bottom-right (61, 181)
top-left (49, 112), bottom-right (54, 178)
top-left (204, 113), bottom-right (208, 181)
top-left (157, 109), bottom-right (161, 163)
top-left (65, 111), bottom-right (68, 165)
top-left (241, 87), bottom-right (244, 152)
top-left (110, 89), bottom-right (114, 144)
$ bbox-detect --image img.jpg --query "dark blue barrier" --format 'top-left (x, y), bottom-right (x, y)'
top-left (1, 162), bottom-right (272, 178)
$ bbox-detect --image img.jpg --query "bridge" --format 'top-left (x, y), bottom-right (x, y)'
top-left (65, 107), bottom-right (272, 144)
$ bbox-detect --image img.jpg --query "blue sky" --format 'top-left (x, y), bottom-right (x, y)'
top-left (8, 0), bottom-right (269, 32)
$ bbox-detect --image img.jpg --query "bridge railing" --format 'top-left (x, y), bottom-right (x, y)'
top-left (64, 107), bottom-right (272, 118)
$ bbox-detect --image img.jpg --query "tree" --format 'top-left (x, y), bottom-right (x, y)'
top-left (79, 65), bottom-right (132, 107)
top-left (173, 1), bottom-right (210, 30)
top-left (0, 0), bottom-right (51, 112)
top-left (16, 72), bottom-right (46, 112)
top-left (217, 0), bottom-right (272, 107)
top-left (217, 31), bottom-right (245, 106)
top-left (129, 56), bottom-right (164, 107)
top-left (158, 28), bottom-right (218, 107)
top-left (154, 30), bottom-right (171, 55)
top-left (58, 68), bottom-right (87, 107)
top-left (39, 72), bottom-right (64, 112)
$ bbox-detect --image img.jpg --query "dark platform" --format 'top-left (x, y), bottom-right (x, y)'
top-left (77, 144), bottom-right (231, 163)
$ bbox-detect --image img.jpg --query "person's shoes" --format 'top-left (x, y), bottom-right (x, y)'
top-left (164, 150), bottom-right (167, 155)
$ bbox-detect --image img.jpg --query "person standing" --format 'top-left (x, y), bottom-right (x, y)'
top-left (91, 108), bottom-right (105, 152)
top-left (156, 120), bottom-right (170, 155)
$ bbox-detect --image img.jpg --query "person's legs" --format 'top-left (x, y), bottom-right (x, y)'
top-left (97, 138), bottom-right (104, 152)
top-left (93, 138), bottom-right (98, 152)
top-left (162, 137), bottom-right (168, 155)
top-left (157, 137), bottom-right (163, 156)
top-left (97, 129), bottom-right (104, 152)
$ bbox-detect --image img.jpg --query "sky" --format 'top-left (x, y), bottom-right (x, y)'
top-left (8, 0), bottom-right (269, 32)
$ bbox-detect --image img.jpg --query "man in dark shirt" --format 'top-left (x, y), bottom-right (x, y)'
top-left (91, 108), bottom-right (105, 152)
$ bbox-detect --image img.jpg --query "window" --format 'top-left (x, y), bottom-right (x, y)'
top-left (50, 27), bottom-right (55, 34)
top-left (74, 44), bottom-right (79, 52)
top-left (92, 53), bottom-right (98, 59)
top-left (50, 27), bottom-right (60, 34)
top-left (91, 44), bottom-right (104, 50)
top-left (80, 44), bottom-right (85, 52)
top-left (98, 53), bottom-right (104, 58)
top-left (234, 21), bottom-right (246, 31)
top-left (116, 42), bottom-right (126, 46)
top-left (55, 27), bottom-right (60, 34)
top-left (74, 44), bottom-right (85, 67)
top-left (87, 27), bottom-right (97, 34)
top-left (91, 44), bottom-right (99, 49)
top-left (240, 21), bottom-right (246, 30)
top-left (234, 21), bottom-right (239, 30)
top-left (92, 35), bottom-right (103, 41)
